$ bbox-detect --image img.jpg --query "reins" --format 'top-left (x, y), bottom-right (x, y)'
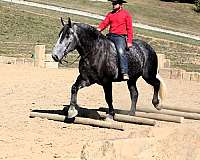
top-left (61, 50), bottom-right (91, 66)
top-left (60, 54), bottom-right (81, 66)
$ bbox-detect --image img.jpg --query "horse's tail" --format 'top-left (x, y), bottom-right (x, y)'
top-left (156, 73), bottom-right (167, 105)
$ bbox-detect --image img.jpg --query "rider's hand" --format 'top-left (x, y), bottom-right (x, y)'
top-left (126, 43), bottom-right (132, 51)
top-left (127, 42), bottom-right (132, 48)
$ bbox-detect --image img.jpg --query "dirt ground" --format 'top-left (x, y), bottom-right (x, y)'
top-left (0, 63), bottom-right (200, 160)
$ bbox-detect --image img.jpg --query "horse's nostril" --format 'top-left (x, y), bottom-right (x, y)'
top-left (52, 55), bottom-right (59, 62)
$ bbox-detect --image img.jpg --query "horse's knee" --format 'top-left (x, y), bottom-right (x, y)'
top-left (71, 85), bottom-right (77, 94)
top-left (79, 80), bottom-right (90, 89)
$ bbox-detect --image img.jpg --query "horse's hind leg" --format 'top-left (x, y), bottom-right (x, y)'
top-left (103, 82), bottom-right (115, 119)
top-left (142, 74), bottom-right (161, 110)
top-left (68, 75), bottom-right (91, 118)
top-left (127, 78), bottom-right (139, 115)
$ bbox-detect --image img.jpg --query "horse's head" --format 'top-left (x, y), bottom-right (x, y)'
top-left (52, 17), bottom-right (78, 62)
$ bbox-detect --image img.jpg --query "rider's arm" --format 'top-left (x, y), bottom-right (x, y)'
top-left (126, 12), bottom-right (133, 47)
top-left (97, 13), bottom-right (110, 32)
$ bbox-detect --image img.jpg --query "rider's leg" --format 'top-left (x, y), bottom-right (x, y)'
top-left (107, 34), bottom-right (129, 80)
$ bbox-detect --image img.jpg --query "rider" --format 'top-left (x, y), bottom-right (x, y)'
top-left (97, 0), bottom-right (133, 80)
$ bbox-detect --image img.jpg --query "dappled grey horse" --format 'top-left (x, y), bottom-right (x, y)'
top-left (52, 18), bottom-right (167, 119)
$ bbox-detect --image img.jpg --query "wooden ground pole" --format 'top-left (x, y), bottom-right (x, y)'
top-left (137, 107), bottom-right (200, 120)
top-left (97, 111), bottom-right (156, 126)
top-left (99, 107), bottom-right (183, 123)
top-left (30, 111), bottom-right (124, 131)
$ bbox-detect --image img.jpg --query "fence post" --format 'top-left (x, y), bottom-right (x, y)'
top-left (34, 45), bottom-right (45, 67)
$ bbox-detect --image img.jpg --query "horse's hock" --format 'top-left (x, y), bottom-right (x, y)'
top-left (34, 45), bottom-right (58, 69)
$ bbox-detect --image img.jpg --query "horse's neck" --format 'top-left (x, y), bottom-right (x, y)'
top-left (77, 37), bottom-right (116, 60)
top-left (75, 28), bottom-right (118, 78)
top-left (75, 25), bottom-right (117, 65)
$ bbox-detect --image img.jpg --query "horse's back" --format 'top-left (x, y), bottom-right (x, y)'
top-left (127, 39), bottom-right (158, 78)
top-left (133, 39), bottom-right (157, 59)
top-left (133, 39), bottom-right (158, 76)
top-left (126, 39), bottom-right (145, 77)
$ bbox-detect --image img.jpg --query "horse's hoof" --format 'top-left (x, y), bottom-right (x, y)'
top-left (154, 103), bottom-right (163, 110)
top-left (152, 99), bottom-right (163, 110)
top-left (68, 107), bottom-right (78, 118)
top-left (128, 111), bottom-right (135, 116)
top-left (105, 114), bottom-right (114, 121)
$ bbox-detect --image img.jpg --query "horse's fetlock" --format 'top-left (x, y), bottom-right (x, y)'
top-left (109, 110), bottom-right (115, 117)
top-left (70, 102), bottom-right (76, 107)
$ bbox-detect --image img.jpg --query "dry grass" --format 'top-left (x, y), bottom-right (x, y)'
top-left (29, 0), bottom-right (200, 36)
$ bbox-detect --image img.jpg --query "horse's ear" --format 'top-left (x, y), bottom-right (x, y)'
top-left (61, 17), bottom-right (65, 26)
top-left (68, 17), bottom-right (72, 28)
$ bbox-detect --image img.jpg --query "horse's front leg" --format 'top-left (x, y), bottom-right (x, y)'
top-left (68, 75), bottom-right (90, 118)
top-left (103, 82), bottom-right (115, 120)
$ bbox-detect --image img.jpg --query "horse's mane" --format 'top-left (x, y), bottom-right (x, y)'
top-left (75, 23), bottom-right (107, 42)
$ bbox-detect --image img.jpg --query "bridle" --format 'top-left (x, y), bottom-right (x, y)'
top-left (60, 25), bottom-right (90, 66)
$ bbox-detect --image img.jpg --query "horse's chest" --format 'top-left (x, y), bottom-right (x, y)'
top-left (79, 53), bottom-right (118, 82)
top-left (79, 60), bottom-right (102, 81)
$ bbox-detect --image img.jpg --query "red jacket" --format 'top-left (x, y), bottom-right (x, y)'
top-left (98, 9), bottom-right (133, 44)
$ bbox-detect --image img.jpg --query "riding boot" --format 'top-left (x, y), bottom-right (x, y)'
top-left (122, 73), bottom-right (129, 80)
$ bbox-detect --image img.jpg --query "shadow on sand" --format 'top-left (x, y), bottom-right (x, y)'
top-left (31, 105), bottom-right (104, 122)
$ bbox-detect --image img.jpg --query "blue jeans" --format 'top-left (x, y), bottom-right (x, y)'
top-left (107, 33), bottom-right (128, 74)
